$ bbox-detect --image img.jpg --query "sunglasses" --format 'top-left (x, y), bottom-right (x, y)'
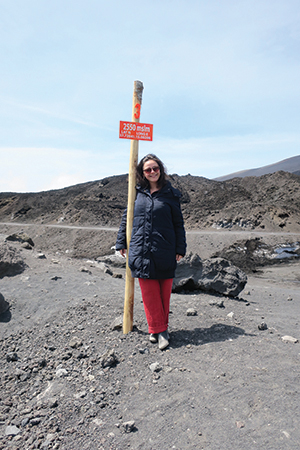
top-left (143, 166), bottom-right (160, 174)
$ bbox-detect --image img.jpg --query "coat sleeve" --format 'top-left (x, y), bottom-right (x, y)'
top-left (171, 198), bottom-right (186, 256)
top-left (115, 208), bottom-right (127, 250)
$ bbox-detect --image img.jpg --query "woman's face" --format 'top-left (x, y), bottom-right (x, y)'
top-left (143, 159), bottom-right (160, 185)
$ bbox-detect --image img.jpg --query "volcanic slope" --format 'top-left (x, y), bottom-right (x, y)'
top-left (0, 171), bottom-right (300, 233)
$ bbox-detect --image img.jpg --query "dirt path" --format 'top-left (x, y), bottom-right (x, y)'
top-left (1, 220), bottom-right (300, 235)
top-left (1, 221), bottom-right (300, 260)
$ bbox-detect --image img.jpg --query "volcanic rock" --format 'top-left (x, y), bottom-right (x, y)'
top-left (173, 253), bottom-right (247, 297)
top-left (0, 292), bottom-right (9, 315)
top-left (6, 232), bottom-right (34, 247)
top-left (0, 243), bottom-right (26, 278)
top-left (100, 348), bottom-right (119, 368)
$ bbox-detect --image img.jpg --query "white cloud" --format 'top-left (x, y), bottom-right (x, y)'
top-left (0, 146), bottom-right (129, 192)
top-left (0, 147), bottom-right (92, 192)
top-left (0, 174), bottom-right (28, 193)
top-left (0, 129), bottom-right (299, 192)
top-left (43, 174), bottom-right (89, 191)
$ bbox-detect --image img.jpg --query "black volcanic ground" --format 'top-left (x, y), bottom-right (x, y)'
top-left (0, 171), bottom-right (300, 233)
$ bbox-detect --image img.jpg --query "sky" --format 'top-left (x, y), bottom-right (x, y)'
top-left (0, 0), bottom-right (300, 192)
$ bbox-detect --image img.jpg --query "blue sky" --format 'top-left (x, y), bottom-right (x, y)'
top-left (1, 0), bottom-right (299, 192)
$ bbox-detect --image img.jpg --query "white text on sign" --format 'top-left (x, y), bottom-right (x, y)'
top-left (119, 121), bottom-right (153, 141)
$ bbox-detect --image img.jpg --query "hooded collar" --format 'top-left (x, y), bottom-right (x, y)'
top-left (136, 180), bottom-right (181, 198)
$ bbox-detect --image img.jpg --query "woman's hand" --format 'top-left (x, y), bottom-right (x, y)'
top-left (176, 254), bottom-right (183, 262)
top-left (119, 249), bottom-right (126, 258)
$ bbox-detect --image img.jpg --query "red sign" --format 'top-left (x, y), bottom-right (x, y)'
top-left (119, 121), bottom-right (153, 141)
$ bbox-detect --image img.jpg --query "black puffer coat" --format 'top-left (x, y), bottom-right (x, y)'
top-left (115, 181), bottom-right (186, 279)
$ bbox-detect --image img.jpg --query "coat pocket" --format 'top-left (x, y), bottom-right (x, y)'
top-left (152, 250), bottom-right (176, 272)
top-left (151, 231), bottom-right (176, 272)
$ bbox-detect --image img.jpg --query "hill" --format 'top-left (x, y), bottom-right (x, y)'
top-left (0, 170), bottom-right (300, 234)
top-left (214, 155), bottom-right (300, 181)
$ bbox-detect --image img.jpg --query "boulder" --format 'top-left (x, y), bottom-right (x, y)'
top-left (97, 254), bottom-right (126, 268)
top-left (0, 293), bottom-right (9, 315)
top-left (6, 233), bottom-right (34, 247)
top-left (173, 253), bottom-right (247, 297)
top-left (0, 243), bottom-right (26, 278)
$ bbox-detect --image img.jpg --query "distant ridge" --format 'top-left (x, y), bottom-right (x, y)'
top-left (214, 155), bottom-right (300, 181)
top-left (1, 170), bottom-right (300, 234)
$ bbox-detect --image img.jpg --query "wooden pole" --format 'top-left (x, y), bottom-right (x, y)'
top-left (123, 80), bottom-right (144, 334)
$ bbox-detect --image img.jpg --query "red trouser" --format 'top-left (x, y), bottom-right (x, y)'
top-left (138, 278), bottom-right (173, 334)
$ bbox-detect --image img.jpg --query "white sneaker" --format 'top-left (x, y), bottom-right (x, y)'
top-left (158, 331), bottom-right (169, 350)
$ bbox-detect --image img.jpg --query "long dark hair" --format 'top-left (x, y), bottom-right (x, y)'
top-left (136, 154), bottom-right (168, 189)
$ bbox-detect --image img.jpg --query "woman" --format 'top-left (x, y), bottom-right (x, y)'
top-left (116, 154), bottom-right (186, 350)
